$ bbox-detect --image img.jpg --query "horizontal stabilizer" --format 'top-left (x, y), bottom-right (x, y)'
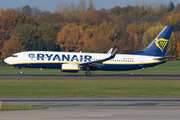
top-left (154, 56), bottom-right (175, 61)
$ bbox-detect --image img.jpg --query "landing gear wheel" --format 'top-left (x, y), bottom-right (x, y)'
top-left (85, 71), bottom-right (91, 76)
top-left (20, 70), bottom-right (23, 74)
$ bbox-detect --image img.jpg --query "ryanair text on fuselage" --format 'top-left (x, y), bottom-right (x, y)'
top-left (29, 53), bottom-right (92, 62)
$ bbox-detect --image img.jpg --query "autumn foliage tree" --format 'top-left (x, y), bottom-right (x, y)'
top-left (89, 21), bottom-right (119, 42)
top-left (126, 23), bottom-right (140, 52)
top-left (78, 0), bottom-right (86, 13)
top-left (38, 22), bottom-right (64, 41)
top-left (1, 1), bottom-right (180, 61)
top-left (0, 9), bottom-right (38, 39)
top-left (142, 26), bottom-right (164, 49)
top-left (0, 36), bottom-right (26, 59)
top-left (82, 21), bottom-right (119, 53)
top-left (166, 32), bottom-right (178, 57)
top-left (0, 29), bottom-right (6, 48)
top-left (83, 36), bottom-right (114, 53)
top-left (34, 11), bottom-right (64, 24)
top-left (11, 23), bottom-right (62, 51)
top-left (56, 23), bottom-right (84, 52)
top-left (177, 40), bottom-right (180, 59)
top-left (165, 13), bottom-right (180, 31)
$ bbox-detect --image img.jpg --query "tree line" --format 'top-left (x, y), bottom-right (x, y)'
top-left (0, 0), bottom-right (180, 59)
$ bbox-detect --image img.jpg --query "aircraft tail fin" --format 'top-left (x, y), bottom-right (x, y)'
top-left (132, 26), bottom-right (173, 57)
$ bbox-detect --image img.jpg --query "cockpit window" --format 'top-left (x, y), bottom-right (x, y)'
top-left (11, 55), bottom-right (18, 57)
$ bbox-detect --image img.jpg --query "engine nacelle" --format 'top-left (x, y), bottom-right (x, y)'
top-left (61, 63), bottom-right (79, 73)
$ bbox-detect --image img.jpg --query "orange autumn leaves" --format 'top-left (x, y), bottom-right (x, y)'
top-left (56, 23), bottom-right (84, 52)
top-left (1, 36), bottom-right (26, 59)
top-left (1, 1), bottom-right (180, 60)
top-left (56, 21), bottom-right (120, 53)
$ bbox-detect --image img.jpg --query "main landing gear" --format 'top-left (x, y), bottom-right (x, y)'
top-left (85, 70), bottom-right (91, 76)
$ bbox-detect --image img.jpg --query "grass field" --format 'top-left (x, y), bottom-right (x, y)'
top-left (0, 79), bottom-right (180, 97)
top-left (0, 60), bottom-right (180, 75)
top-left (0, 61), bottom-right (179, 98)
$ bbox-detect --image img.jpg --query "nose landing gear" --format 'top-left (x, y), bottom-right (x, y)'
top-left (20, 69), bottom-right (23, 74)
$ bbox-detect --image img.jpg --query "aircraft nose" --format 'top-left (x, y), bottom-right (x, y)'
top-left (4, 57), bottom-right (11, 65)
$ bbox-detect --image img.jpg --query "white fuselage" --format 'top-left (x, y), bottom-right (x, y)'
top-left (4, 51), bottom-right (165, 71)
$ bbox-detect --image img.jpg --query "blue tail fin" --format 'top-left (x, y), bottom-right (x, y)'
top-left (132, 26), bottom-right (173, 57)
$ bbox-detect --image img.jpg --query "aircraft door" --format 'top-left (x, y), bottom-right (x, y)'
top-left (139, 58), bottom-right (143, 66)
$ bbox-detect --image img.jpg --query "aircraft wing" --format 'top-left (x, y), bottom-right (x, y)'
top-left (79, 47), bottom-right (119, 68)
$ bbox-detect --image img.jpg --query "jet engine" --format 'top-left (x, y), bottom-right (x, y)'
top-left (61, 63), bottom-right (79, 73)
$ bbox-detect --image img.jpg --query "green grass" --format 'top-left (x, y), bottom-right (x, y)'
top-left (0, 61), bottom-right (180, 75)
top-left (0, 79), bottom-right (180, 97)
top-left (0, 105), bottom-right (47, 111)
top-left (0, 61), bottom-right (179, 98)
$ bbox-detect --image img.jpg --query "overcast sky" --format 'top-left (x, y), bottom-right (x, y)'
top-left (1, 0), bottom-right (180, 12)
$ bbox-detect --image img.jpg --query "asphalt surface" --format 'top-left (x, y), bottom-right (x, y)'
top-left (1, 97), bottom-right (180, 120)
top-left (0, 74), bottom-right (180, 79)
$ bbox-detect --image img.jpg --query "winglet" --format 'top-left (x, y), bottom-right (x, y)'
top-left (110, 47), bottom-right (119, 59)
top-left (79, 47), bottom-right (119, 68)
top-left (107, 48), bottom-right (113, 54)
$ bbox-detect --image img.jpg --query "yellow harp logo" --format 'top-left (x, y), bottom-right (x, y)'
top-left (155, 38), bottom-right (169, 52)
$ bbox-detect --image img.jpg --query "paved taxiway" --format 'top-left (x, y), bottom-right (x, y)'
top-left (0, 74), bottom-right (180, 79)
top-left (1, 97), bottom-right (180, 120)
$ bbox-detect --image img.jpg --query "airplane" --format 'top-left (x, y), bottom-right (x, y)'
top-left (4, 26), bottom-right (173, 76)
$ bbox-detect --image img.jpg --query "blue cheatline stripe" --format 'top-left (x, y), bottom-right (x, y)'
top-left (62, 70), bottom-right (79, 73)
top-left (12, 61), bottom-right (166, 71)
top-left (10, 60), bottom-right (165, 66)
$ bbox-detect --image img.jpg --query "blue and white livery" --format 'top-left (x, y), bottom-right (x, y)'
top-left (4, 26), bottom-right (173, 76)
